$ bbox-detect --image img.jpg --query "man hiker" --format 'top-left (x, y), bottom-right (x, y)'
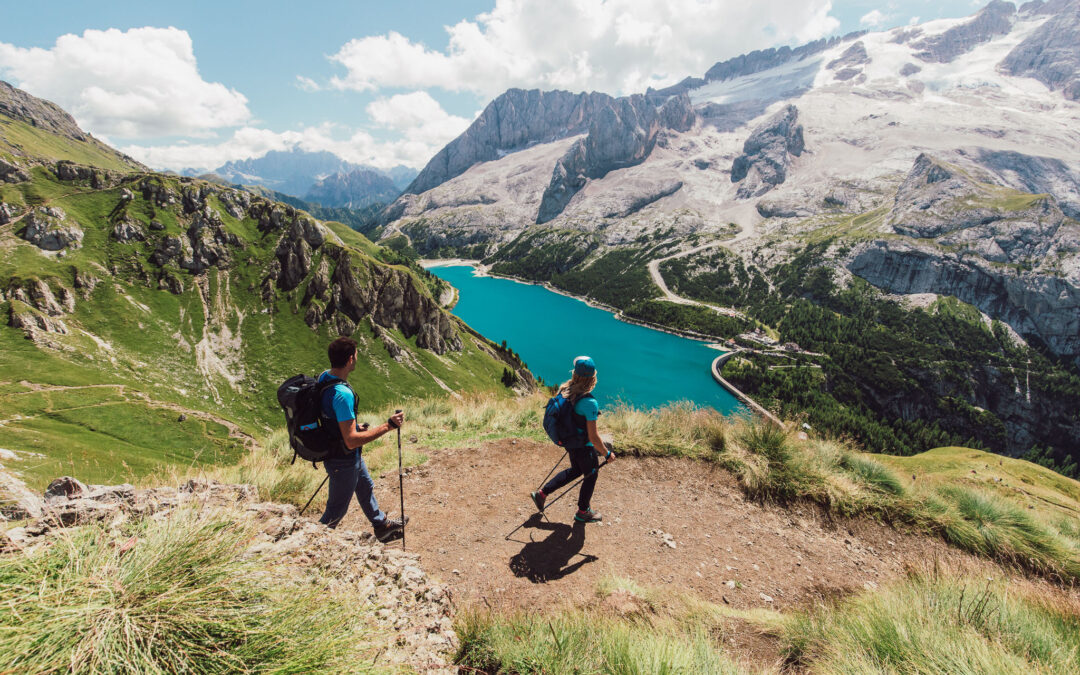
top-left (318, 336), bottom-right (408, 541)
top-left (531, 356), bottom-right (615, 523)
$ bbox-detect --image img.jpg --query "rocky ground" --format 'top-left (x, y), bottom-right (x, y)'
top-left (0, 474), bottom-right (458, 673)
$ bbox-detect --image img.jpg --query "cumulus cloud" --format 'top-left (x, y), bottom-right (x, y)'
top-left (328, 0), bottom-right (842, 98)
top-left (121, 94), bottom-right (473, 172)
top-left (860, 10), bottom-right (886, 27)
top-left (0, 27), bottom-right (250, 138)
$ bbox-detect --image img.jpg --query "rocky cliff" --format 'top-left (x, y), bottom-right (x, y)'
top-left (404, 89), bottom-right (617, 197)
top-left (730, 105), bottom-right (804, 199)
top-left (912, 0), bottom-right (1017, 63)
top-left (536, 94), bottom-right (694, 223)
top-left (1000, 0), bottom-right (1080, 101)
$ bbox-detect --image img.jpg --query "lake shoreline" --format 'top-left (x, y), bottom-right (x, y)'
top-left (420, 260), bottom-right (731, 345)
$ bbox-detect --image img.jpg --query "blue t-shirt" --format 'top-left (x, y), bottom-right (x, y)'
top-left (574, 395), bottom-right (600, 447)
top-left (318, 371), bottom-right (356, 422)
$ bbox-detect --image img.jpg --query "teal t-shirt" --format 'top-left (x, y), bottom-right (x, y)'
top-left (318, 371), bottom-right (356, 422)
top-left (574, 395), bottom-right (600, 446)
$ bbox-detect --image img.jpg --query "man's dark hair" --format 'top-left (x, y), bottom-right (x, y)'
top-left (328, 336), bottom-right (358, 368)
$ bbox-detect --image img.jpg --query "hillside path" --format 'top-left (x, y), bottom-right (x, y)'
top-left (347, 439), bottom-right (975, 613)
top-left (647, 243), bottom-right (748, 320)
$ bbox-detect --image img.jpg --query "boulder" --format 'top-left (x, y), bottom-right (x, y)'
top-left (0, 201), bottom-right (16, 224)
top-left (44, 476), bottom-right (89, 503)
top-left (0, 157), bottom-right (30, 183)
top-left (20, 206), bottom-right (84, 250)
top-left (112, 219), bottom-right (146, 242)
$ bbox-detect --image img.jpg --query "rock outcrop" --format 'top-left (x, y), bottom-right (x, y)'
top-left (6, 278), bottom-right (75, 337)
top-left (0, 158), bottom-right (30, 183)
top-left (19, 206), bottom-right (83, 250)
top-left (54, 161), bottom-right (120, 189)
top-left (0, 202), bottom-right (17, 225)
top-left (913, 0), bottom-right (1016, 63)
top-left (731, 105), bottom-right (805, 198)
top-left (970, 149), bottom-right (1080, 219)
top-left (887, 154), bottom-right (1078, 269)
top-left (112, 219), bottom-right (146, 243)
top-left (1000, 0), bottom-right (1080, 100)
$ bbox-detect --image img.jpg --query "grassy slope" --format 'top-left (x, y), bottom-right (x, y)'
top-left (0, 166), bottom-right (513, 488)
top-left (0, 118), bottom-right (140, 173)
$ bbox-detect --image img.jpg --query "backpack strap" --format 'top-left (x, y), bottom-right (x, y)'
top-left (568, 393), bottom-right (595, 448)
top-left (316, 375), bottom-right (358, 455)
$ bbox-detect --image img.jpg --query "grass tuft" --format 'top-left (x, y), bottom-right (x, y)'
top-left (784, 566), bottom-right (1080, 673)
top-left (0, 506), bottom-right (378, 673)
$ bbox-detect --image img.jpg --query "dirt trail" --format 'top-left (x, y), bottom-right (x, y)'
top-left (345, 439), bottom-right (977, 613)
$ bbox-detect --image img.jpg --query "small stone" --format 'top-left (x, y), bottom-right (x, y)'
top-left (44, 476), bottom-right (88, 502)
top-left (725, 580), bottom-right (736, 588)
top-left (759, 593), bottom-right (774, 603)
top-left (177, 414), bottom-right (187, 422)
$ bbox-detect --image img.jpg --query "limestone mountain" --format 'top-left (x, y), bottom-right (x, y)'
top-left (303, 167), bottom-right (401, 209)
top-left (0, 84), bottom-right (530, 488)
top-left (377, 1), bottom-right (1080, 468)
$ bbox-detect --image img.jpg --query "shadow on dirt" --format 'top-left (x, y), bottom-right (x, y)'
top-left (508, 513), bottom-right (597, 583)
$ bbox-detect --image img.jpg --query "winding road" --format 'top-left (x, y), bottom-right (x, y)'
top-left (647, 242), bottom-right (748, 320)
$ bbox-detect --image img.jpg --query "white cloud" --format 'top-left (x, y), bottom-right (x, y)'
top-left (295, 75), bottom-right (321, 92)
top-left (860, 10), bottom-right (886, 27)
top-left (327, 0), bottom-right (842, 98)
top-left (908, 16), bottom-right (921, 25)
top-left (0, 27), bottom-right (250, 138)
top-left (366, 91), bottom-right (472, 145)
top-left (121, 92), bottom-right (473, 172)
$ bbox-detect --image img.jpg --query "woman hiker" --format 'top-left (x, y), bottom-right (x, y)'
top-left (530, 356), bottom-right (615, 523)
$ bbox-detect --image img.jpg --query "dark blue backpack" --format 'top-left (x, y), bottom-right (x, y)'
top-left (543, 393), bottom-right (592, 449)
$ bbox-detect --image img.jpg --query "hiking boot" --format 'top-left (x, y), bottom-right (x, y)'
top-left (374, 515), bottom-right (409, 542)
top-left (574, 508), bottom-right (602, 523)
top-left (530, 490), bottom-right (546, 512)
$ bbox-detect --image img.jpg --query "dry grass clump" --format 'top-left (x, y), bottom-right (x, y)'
top-left (0, 506), bottom-right (379, 673)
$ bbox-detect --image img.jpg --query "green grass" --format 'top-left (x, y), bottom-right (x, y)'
top-left (0, 506), bottom-right (380, 673)
top-left (456, 577), bottom-right (748, 674)
top-left (0, 118), bottom-right (139, 172)
top-left (785, 566), bottom-right (1080, 673)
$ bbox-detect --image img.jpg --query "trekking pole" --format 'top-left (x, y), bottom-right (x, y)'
top-left (395, 409), bottom-right (405, 550)
top-left (299, 475), bottom-right (329, 517)
top-left (539, 458), bottom-right (610, 512)
top-left (537, 449), bottom-right (567, 490)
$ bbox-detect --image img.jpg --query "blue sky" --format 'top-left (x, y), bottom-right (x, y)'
top-left (0, 0), bottom-right (984, 171)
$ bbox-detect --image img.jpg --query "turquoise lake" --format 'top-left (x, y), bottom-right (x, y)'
top-left (429, 265), bottom-right (744, 414)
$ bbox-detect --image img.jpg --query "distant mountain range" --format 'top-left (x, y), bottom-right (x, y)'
top-left (181, 148), bottom-right (417, 208)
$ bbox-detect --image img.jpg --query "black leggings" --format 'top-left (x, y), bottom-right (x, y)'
top-left (542, 446), bottom-right (600, 510)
